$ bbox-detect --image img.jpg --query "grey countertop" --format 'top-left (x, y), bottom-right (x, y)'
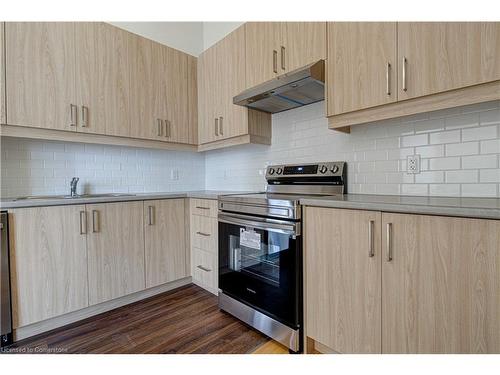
top-left (300, 194), bottom-right (500, 220)
top-left (2, 191), bottom-right (500, 220)
top-left (0, 190), bottom-right (249, 209)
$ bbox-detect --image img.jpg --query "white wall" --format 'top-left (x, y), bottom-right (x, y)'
top-left (110, 22), bottom-right (204, 56)
top-left (1, 139), bottom-right (205, 198)
top-left (205, 100), bottom-right (500, 197)
top-left (110, 21), bottom-right (244, 56)
top-left (202, 22), bottom-right (244, 50)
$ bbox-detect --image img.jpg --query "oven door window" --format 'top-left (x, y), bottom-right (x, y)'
top-left (219, 221), bottom-right (301, 329)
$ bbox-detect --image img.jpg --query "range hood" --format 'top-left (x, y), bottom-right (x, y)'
top-left (233, 60), bottom-right (325, 114)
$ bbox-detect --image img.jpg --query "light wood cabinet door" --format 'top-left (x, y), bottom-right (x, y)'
top-left (1, 22), bottom-right (5, 125)
top-left (218, 25), bottom-right (248, 139)
top-left (9, 206), bottom-right (88, 328)
top-left (187, 54), bottom-right (198, 145)
top-left (382, 213), bottom-right (500, 353)
top-left (245, 22), bottom-right (281, 88)
top-left (197, 44), bottom-right (219, 144)
top-left (75, 23), bottom-right (131, 137)
top-left (281, 22), bottom-right (326, 73)
top-left (398, 22), bottom-right (500, 100)
top-left (164, 46), bottom-right (189, 144)
top-left (87, 201), bottom-right (145, 305)
top-left (129, 35), bottom-right (164, 140)
top-left (327, 22), bottom-right (397, 116)
top-left (5, 22), bottom-right (77, 130)
top-left (144, 199), bottom-right (187, 288)
top-left (304, 207), bottom-right (382, 353)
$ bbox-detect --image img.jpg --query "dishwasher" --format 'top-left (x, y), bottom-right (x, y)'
top-left (1, 211), bottom-right (13, 347)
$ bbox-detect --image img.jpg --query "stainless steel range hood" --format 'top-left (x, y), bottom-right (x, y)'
top-left (233, 60), bottom-right (325, 114)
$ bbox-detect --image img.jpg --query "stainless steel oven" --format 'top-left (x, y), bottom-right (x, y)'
top-left (218, 161), bottom-right (346, 353)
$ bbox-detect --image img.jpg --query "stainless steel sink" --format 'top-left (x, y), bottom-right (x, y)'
top-left (13, 193), bottom-right (136, 201)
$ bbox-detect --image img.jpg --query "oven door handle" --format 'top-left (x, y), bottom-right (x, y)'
top-left (218, 213), bottom-right (300, 237)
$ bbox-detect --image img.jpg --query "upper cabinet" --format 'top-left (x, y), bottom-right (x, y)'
top-left (328, 22), bottom-right (500, 130)
top-left (245, 22), bottom-right (326, 88)
top-left (197, 25), bottom-right (272, 150)
top-left (397, 22), bottom-right (500, 101)
top-left (327, 22), bottom-right (397, 116)
top-left (281, 22), bottom-right (326, 73)
top-left (5, 22), bottom-right (77, 131)
top-left (0, 22), bottom-right (5, 125)
top-left (75, 22), bottom-right (131, 137)
top-left (3, 22), bottom-right (197, 148)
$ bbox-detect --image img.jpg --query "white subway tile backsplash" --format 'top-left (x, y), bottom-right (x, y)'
top-left (430, 130), bottom-right (460, 145)
top-left (462, 155), bottom-right (497, 169)
top-left (401, 134), bottom-right (429, 147)
top-left (446, 170), bottom-right (478, 183)
top-left (461, 184), bottom-right (498, 197)
top-left (462, 125), bottom-right (498, 142)
top-left (480, 169), bottom-right (500, 183)
top-left (429, 157), bottom-right (460, 171)
top-left (446, 142), bottom-right (479, 156)
top-left (2, 101), bottom-right (500, 198)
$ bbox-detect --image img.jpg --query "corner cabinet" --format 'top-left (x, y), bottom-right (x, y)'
top-left (304, 206), bottom-right (500, 354)
top-left (197, 25), bottom-right (271, 151)
top-left (327, 22), bottom-right (500, 131)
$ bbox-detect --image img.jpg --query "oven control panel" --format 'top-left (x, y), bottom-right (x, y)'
top-left (266, 162), bottom-right (345, 178)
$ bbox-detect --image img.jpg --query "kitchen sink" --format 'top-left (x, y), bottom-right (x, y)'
top-left (12, 193), bottom-right (136, 201)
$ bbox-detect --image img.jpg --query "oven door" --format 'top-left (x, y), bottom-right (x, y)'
top-left (218, 212), bottom-right (301, 329)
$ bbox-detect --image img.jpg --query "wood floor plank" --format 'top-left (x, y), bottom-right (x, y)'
top-left (6, 284), bottom-right (271, 354)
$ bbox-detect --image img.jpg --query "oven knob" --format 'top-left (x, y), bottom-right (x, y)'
top-left (319, 165), bottom-right (328, 174)
top-left (331, 165), bottom-right (339, 174)
top-left (268, 168), bottom-right (275, 175)
top-left (276, 168), bottom-right (283, 174)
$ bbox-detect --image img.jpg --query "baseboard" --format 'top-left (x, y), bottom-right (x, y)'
top-left (13, 277), bottom-right (192, 341)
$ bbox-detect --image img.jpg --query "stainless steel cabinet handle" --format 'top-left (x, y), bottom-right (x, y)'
top-left (197, 265), bottom-right (211, 272)
top-left (281, 46), bottom-right (285, 70)
top-left (386, 223), bottom-right (393, 262)
top-left (79, 211), bottom-right (87, 235)
top-left (273, 50), bottom-right (278, 73)
top-left (219, 116), bottom-right (223, 136)
top-left (157, 119), bottom-right (163, 136)
top-left (69, 104), bottom-right (77, 127)
top-left (402, 57), bottom-right (407, 92)
top-left (368, 220), bottom-right (375, 257)
top-left (81, 106), bottom-right (89, 127)
top-left (92, 210), bottom-right (99, 233)
top-left (148, 205), bottom-right (154, 225)
top-left (215, 118), bottom-right (219, 136)
top-left (386, 63), bottom-right (391, 96)
top-left (196, 231), bottom-right (211, 237)
top-left (195, 206), bottom-right (210, 210)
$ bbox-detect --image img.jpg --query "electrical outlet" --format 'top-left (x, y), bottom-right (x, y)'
top-left (407, 155), bottom-right (421, 174)
top-left (170, 169), bottom-right (179, 180)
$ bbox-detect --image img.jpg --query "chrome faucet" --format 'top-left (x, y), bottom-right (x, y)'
top-left (70, 177), bottom-right (80, 197)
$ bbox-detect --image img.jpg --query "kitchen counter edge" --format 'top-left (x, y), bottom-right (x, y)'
top-left (300, 194), bottom-right (500, 220)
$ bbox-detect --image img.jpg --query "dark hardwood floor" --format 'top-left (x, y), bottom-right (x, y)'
top-left (5, 284), bottom-right (270, 354)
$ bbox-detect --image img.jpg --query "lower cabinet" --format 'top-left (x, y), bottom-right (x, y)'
top-left (304, 207), bottom-right (382, 354)
top-left (86, 201), bottom-right (145, 305)
top-left (8, 198), bottom-right (189, 331)
top-left (9, 205), bottom-right (89, 328)
top-left (144, 199), bottom-right (188, 288)
top-left (304, 206), bottom-right (500, 354)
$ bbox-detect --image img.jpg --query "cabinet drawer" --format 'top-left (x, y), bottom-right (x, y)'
top-left (190, 198), bottom-right (218, 218)
top-left (191, 215), bottom-right (218, 253)
top-left (192, 247), bottom-right (217, 294)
